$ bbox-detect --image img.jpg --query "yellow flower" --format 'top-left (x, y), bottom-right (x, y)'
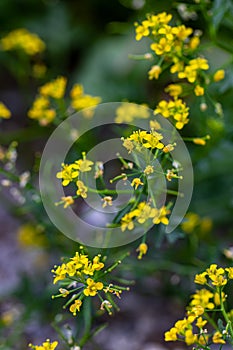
top-left (164, 327), bottom-right (178, 341)
top-left (189, 36), bottom-right (200, 50)
top-left (135, 22), bottom-right (150, 41)
top-left (150, 120), bottom-right (161, 130)
top-left (27, 96), bottom-right (56, 125)
top-left (102, 196), bottom-right (113, 208)
top-left (181, 212), bottom-right (200, 233)
top-left (196, 317), bottom-right (207, 329)
top-left (56, 163), bottom-right (79, 186)
top-left (70, 84), bottom-right (84, 99)
top-left (83, 278), bottom-right (103, 296)
top-left (153, 206), bottom-right (170, 225)
top-left (225, 267), bottom-right (233, 279)
top-left (190, 289), bottom-right (215, 310)
top-left (70, 84), bottom-right (101, 114)
top-left (151, 37), bottom-right (172, 56)
top-left (0, 102), bottom-right (11, 119)
top-left (213, 69), bottom-right (225, 82)
top-left (121, 212), bottom-right (135, 232)
top-left (115, 103), bottom-right (150, 123)
top-left (165, 84), bottom-right (182, 98)
top-left (1, 28), bottom-right (45, 55)
top-left (39, 76), bottom-right (67, 99)
top-left (212, 331), bottom-right (226, 344)
top-left (59, 288), bottom-right (69, 297)
top-left (154, 100), bottom-right (170, 118)
top-left (194, 85), bottom-right (204, 96)
top-left (52, 263), bottom-right (67, 284)
top-left (189, 57), bottom-right (209, 70)
top-left (92, 256), bottom-right (104, 271)
top-left (143, 131), bottom-right (164, 149)
top-left (136, 243), bottom-right (148, 260)
top-left (194, 272), bottom-right (207, 285)
top-left (76, 180), bottom-right (88, 198)
top-left (29, 340), bottom-right (58, 350)
top-left (131, 178), bottom-right (144, 189)
top-left (71, 251), bottom-right (88, 264)
top-left (163, 143), bottom-right (175, 153)
top-left (185, 329), bottom-right (197, 345)
top-left (61, 196), bottom-right (74, 208)
top-left (69, 299), bottom-right (82, 315)
top-left (172, 25), bottom-right (193, 40)
top-left (136, 202), bottom-right (157, 224)
top-left (144, 165), bottom-right (154, 175)
top-left (193, 138), bottom-right (206, 145)
top-left (148, 65), bottom-right (162, 80)
top-left (18, 224), bottom-right (46, 248)
top-left (214, 291), bottom-right (226, 306)
top-left (75, 155), bottom-right (94, 172)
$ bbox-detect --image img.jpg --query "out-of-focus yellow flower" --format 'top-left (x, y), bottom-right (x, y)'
top-left (39, 76), bottom-right (67, 99)
top-left (0, 102), bottom-right (11, 119)
top-left (213, 69), bottom-right (225, 82)
top-left (18, 224), bottom-right (46, 248)
top-left (194, 85), bottom-right (204, 96)
top-left (1, 28), bottom-right (45, 55)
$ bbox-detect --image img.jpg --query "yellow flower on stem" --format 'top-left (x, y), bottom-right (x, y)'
top-left (56, 163), bottom-right (79, 186)
top-left (148, 65), bottom-right (162, 80)
top-left (131, 178), bottom-right (144, 189)
top-left (102, 196), bottom-right (113, 208)
top-left (83, 278), bottom-right (104, 297)
top-left (61, 196), bottom-right (74, 208)
top-left (76, 180), bottom-right (88, 198)
top-left (69, 299), bottom-right (82, 315)
top-left (136, 243), bottom-right (148, 260)
top-left (212, 331), bottom-right (226, 344)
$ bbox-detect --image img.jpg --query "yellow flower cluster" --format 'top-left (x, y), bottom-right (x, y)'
top-left (56, 152), bottom-right (93, 202)
top-left (27, 95), bottom-right (56, 126)
top-left (28, 78), bottom-right (101, 125)
top-left (0, 102), bottom-right (11, 119)
top-left (52, 250), bottom-right (129, 315)
top-left (70, 84), bottom-right (101, 117)
top-left (115, 103), bottom-right (150, 123)
top-left (39, 76), bottom-right (67, 99)
top-left (121, 202), bottom-right (170, 232)
top-left (1, 28), bottom-right (45, 55)
top-left (195, 264), bottom-right (233, 287)
top-left (154, 99), bottom-right (189, 129)
top-left (28, 76), bottom-right (66, 125)
top-left (122, 129), bottom-right (175, 152)
top-left (181, 212), bottom-right (212, 234)
top-left (165, 264), bottom-right (233, 346)
top-left (135, 12), bottom-right (225, 130)
top-left (29, 339), bottom-right (58, 350)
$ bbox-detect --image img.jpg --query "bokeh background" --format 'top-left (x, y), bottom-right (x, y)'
top-left (0, 0), bottom-right (233, 349)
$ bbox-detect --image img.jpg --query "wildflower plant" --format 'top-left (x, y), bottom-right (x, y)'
top-left (165, 265), bottom-right (233, 348)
